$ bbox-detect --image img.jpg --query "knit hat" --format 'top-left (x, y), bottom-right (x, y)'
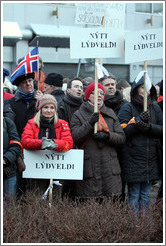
top-left (44, 73), bottom-right (63, 87)
top-left (84, 82), bottom-right (105, 100)
top-left (38, 94), bottom-right (57, 110)
top-left (3, 68), bottom-right (10, 82)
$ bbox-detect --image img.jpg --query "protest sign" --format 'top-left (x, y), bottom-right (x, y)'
top-left (23, 149), bottom-right (84, 180)
top-left (70, 27), bottom-right (124, 59)
top-left (75, 3), bottom-right (125, 29)
top-left (125, 28), bottom-right (163, 64)
top-left (75, 5), bottom-right (105, 26)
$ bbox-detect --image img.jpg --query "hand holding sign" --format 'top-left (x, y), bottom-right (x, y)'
top-left (41, 137), bottom-right (57, 150)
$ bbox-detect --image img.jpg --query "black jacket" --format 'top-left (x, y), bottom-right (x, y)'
top-left (8, 92), bottom-right (36, 137)
top-left (3, 117), bottom-right (21, 178)
top-left (3, 98), bottom-right (15, 120)
top-left (51, 89), bottom-right (65, 104)
top-left (118, 79), bottom-right (163, 183)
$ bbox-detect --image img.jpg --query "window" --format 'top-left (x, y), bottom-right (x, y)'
top-left (135, 3), bottom-right (163, 14)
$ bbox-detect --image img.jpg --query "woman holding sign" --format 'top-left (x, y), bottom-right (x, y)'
top-left (21, 94), bottom-right (73, 193)
top-left (70, 82), bottom-right (126, 201)
top-left (118, 76), bottom-right (163, 212)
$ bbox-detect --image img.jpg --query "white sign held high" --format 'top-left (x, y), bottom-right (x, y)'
top-left (125, 28), bottom-right (163, 64)
top-left (70, 27), bottom-right (124, 59)
top-left (75, 3), bottom-right (125, 29)
top-left (23, 149), bottom-right (84, 180)
top-left (75, 5), bottom-right (105, 26)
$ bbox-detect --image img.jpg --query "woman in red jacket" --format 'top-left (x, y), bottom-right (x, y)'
top-left (21, 94), bottom-right (73, 192)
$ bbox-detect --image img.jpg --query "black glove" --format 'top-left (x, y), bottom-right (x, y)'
top-left (89, 112), bottom-right (99, 126)
top-left (139, 110), bottom-right (150, 123)
top-left (93, 132), bottom-right (110, 142)
top-left (135, 120), bottom-right (151, 132)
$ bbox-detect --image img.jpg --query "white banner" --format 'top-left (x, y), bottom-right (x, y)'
top-left (125, 28), bottom-right (163, 64)
top-left (23, 149), bottom-right (84, 180)
top-left (75, 3), bottom-right (125, 29)
top-left (70, 27), bottom-right (124, 59)
top-left (75, 5), bottom-right (105, 26)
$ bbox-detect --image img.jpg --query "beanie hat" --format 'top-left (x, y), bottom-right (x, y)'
top-left (12, 72), bottom-right (34, 86)
top-left (3, 68), bottom-right (10, 82)
top-left (84, 82), bottom-right (105, 100)
top-left (44, 73), bottom-right (63, 87)
top-left (38, 94), bottom-right (57, 110)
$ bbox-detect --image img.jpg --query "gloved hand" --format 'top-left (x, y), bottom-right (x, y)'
top-left (139, 110), bottom-right (150, 123)
top-left (3, 166), bottom-right (11, 178)
top-left (89, 112), bottom-right (99, 126)
top-left (93, 132), bottom-right (110, 142)
top-left (3, 159), bottom-right (11, 178)
top-left (41, 137), bottom-right (57, 150)
top-left (135, 120), bottom-right (151, 132)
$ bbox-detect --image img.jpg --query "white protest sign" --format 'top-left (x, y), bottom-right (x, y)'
top-left (75, 5), bottom-right (105, 26)
top-left (75, 3), bottom-right (125, 29)
top-left (23, 149), bottom-right (84, 180)
top-left (70, 27), bottom-right (124, 59)
top-left (125, 28), bottom-right (163, 64)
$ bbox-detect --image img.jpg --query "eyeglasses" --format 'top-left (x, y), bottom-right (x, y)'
top-left (90, 91), bottom-right (105, 96)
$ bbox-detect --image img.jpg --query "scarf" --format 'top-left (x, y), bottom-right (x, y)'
top-left (104, 90), bottom-right (123, 111)
top-left (38, 117), bottom-right (57, 139)
top-left (97, 110), bottom-right (109, 132)
top-left (18, 89), bottom-right (35, 100)
top-left (64, 92), bottom-right (83, 106)
top-left (63, 93), bottom-right (83, 125)
top-left (131, 94), bottom-right (152, 109)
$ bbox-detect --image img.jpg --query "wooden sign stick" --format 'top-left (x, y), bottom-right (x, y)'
top-left (143, 61), bottom-right (148, 112)
top-left (49, 178), bottom-right (53, 207)
top-left (94, 58), bottom-right (98, 133)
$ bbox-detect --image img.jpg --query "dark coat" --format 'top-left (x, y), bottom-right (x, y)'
top-left (51, 89), bottom-right (65, 104)
top-left (8, 92), bottom-right (37, 137)
top-left (3, 98), bottom-right (15, 120)
top-left (70, 101), bottom-right (126, 198)
top-left (118, 80), bottom-right (163, 183)
top-left (3, 117), bottom-right (21, 178)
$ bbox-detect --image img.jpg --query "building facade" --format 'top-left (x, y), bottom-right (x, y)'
top-left (2, 2), bottom-right (163, 84)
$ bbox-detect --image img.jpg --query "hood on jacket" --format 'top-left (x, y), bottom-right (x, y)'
top-left (131, 75), bottom-right (157, 102)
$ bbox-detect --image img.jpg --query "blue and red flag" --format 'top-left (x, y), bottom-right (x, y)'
top-left (11, 45), bottom-right (39, 84)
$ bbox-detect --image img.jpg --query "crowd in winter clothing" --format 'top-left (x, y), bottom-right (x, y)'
top-left (3, 60), bottom-right (163, 213)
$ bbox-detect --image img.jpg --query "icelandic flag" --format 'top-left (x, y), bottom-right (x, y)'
top-left (11, 46), bottom-right (39, 84)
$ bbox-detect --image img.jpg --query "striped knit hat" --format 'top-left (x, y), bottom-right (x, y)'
top-left (38, 94), bottom-right (57, 110)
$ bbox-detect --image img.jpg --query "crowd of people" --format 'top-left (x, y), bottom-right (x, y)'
top-left (3, 56), bottom-right (163, 214)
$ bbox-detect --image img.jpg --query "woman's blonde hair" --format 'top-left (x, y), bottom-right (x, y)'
top-left (34, 109), bottom-right (58, 127)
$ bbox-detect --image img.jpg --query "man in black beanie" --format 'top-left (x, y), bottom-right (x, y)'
top-left (44, 73), bottom-right (65, 103)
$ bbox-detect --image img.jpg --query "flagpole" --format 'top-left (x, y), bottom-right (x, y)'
top-left (36, 41), bottom-right (40, 90)
top-left (143, 61), bottom-right (148, 111)
top-left (100, 8), bottom-right (107, 66)
top-left (94, 58), bottom-right (98, 133)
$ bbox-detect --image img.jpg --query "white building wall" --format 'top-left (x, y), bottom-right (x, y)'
top-left (2, 2), bottom-right (163, 84)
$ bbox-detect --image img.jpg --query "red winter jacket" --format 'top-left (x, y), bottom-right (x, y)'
top-left (21, 118), bottom-right (73, 152)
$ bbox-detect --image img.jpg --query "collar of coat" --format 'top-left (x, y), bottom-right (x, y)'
top-left (14, 91), bottom-right (36, 102)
